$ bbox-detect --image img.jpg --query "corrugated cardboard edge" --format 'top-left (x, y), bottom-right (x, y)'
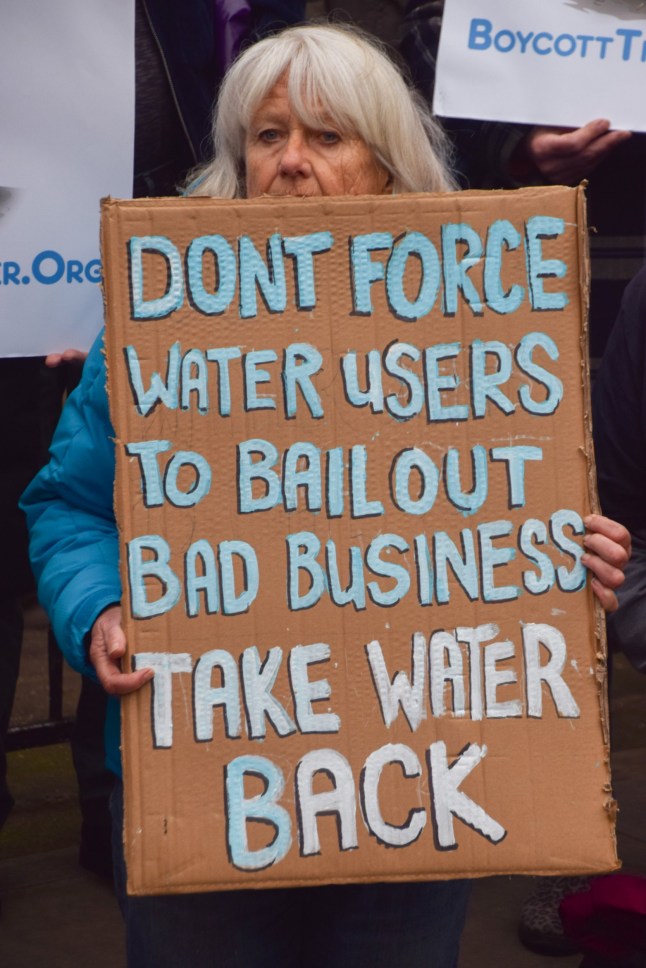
top-left (99, 196), bottom-right (138, 874)
top-left (99, 195), bottom-right (128, 581)
top-left (575, 184), bottom-right (619, 854)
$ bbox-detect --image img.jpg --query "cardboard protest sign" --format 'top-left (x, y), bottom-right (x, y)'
top-left (101, 186), bottom-right (616, 895)
top-left (435, 0), bottom-right (646, 132)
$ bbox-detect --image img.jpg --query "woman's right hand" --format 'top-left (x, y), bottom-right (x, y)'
top-left (89, 604), bottom-right (153, 695)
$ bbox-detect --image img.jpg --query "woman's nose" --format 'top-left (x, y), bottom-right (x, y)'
top-left (278, 131), bottom-right (312, 176)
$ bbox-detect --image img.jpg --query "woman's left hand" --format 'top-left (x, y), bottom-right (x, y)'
top-left (583, 513), bottom-right (631, 612)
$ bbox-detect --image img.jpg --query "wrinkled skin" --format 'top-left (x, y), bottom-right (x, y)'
top-left (244, 77), bottom-right (392, 199)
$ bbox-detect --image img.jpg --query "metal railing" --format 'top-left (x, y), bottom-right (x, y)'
top-left (7, 627), bottom-right (74, 751)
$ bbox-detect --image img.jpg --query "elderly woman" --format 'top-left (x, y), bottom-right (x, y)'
top-left (22, 23), bottom-right (629, 968)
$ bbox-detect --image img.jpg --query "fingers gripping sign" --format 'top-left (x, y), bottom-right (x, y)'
top-left (89, 604), bottom-right (153, 695)
top-left (583, 513), bottom-right (631, 613)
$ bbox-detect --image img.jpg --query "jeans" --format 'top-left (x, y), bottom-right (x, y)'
top-left (111, 781), bottom-right (470, 968)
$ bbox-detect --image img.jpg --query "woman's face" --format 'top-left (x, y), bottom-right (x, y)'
top-left (245, 76), bottom-right (392, 199)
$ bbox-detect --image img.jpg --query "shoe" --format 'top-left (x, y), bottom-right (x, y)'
top-left (518, 875), bottom-right (591, 955)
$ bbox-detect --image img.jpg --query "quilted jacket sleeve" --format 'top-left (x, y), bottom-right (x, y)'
top-left (20, 333), bottom-right (121, 678)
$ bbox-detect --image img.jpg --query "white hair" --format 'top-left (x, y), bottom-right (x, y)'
top-left (189, 23), bottom-right (457, 198)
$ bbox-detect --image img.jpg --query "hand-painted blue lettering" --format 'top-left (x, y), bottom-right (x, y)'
top-left (326, 541), bottom-right (366, 609)
top-left (471, 341), bottom-right (515, 418)
top-left (551, 509), bottom-right (586, 592)
top-left (350, 445), bottom-right (384, 517)
top-left (441, 223), bottom-right (483, 316)
top-left (525, 216), bottom-right (568, 311)
top-left (434, 530), bottom-right (478, 604)
top-left (205, 346), bottom-right (241, 416)
top-left (385, 232), bottom-right (441, 321)
top-left (185, 539), bottom-right (219, 616)
top-left (125, 342), bottom-right (180, 416)
top-left (128, 534), bottom-right (181, 618)
top-left (478, 520), bottom-right (519, 603)
top-left (186, 235), bottom-right (236, 314)
top-left (490, 445), bottom-right (543, 508)
top-left (341, 350), bottom-right (384, 411)
top-left (219, 540), bottom-right (259, 614)
top-left (125, 439), bottom-right (172, 506)
top-left (484, 220), bottom-right (524, 315)
top-left (239, 234), bottom-right (286, 318)
top-left (444, 445), bottom-right (488, 515)
top-left (164, 450), bottom-right (211, 508)
top-left (414, 534), bottom-right (434, 606)
top-left (383, 342), bottom-right (423, 419)
top-left (237, 439), bottom-right (280, 513)
top-left (283, 232), bottom-right (333, 310)
top-left (180, 349), bottom-right (209, 413)
top-left (287, 532), bottom-right (324, 610)
top-left (350, 232), bottom-right (393, 314)
top-left (392, 448), bottom-right (439, 515)
top-left (424, 343), bottom-right (469, 422)
top-left (244, 349), bottom-right (278, 411)
top-left (516, 332), bottom-right (563, 415)
top-left (130, 235), bottom-right (183, 319)
top-left (366, 534), bottom-right (411, 606)
top-left (519, 519), bottom-right (556, 595)
top-left (283, 343), bottom-right (324, 418)
top-left (225, 756), bottom-right (291, 870)
top-left (284, 442), bottom-right (322, 512)
top-left (326, 448), bottom-right (345, 518)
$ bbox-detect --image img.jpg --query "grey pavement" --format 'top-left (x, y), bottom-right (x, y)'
top-left (2, 605), bottom-right (646, 967)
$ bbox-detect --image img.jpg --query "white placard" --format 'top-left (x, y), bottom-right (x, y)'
top-left (0, 0), bottom-right (134, 357)
top-left (434, 0), bottom-right (646, 133)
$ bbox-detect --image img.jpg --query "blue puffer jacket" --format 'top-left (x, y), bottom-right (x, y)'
top-left (20, 1), bottom-right (308, 777)
top-left (21, 334), bottom-right (123, 774)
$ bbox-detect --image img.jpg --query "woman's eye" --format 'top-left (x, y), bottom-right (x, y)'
top-left (320, 131), bottom-right (340, 144)
top-left (259, 129), bottom-right (280, 143)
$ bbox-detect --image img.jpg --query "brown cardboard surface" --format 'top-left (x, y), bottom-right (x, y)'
top-left (100, 186), bottom-right (617, 895)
